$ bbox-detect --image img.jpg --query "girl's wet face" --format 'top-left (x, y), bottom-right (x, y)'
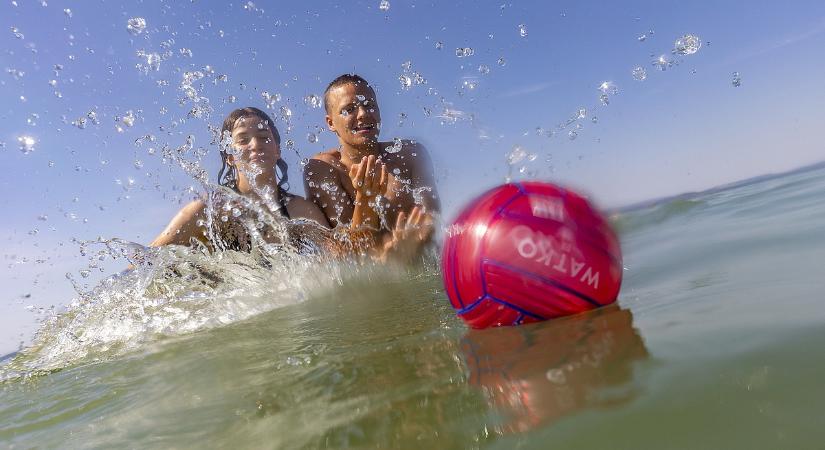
top-left (229, 116), bottom-right (280, 191)
top-left (230, 116), bottom-right (280, 169)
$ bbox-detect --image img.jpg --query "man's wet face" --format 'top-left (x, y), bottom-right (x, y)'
top-left (326, 82), bottom-right (381, 148)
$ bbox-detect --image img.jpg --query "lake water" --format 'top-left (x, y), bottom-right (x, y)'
top-left (2, 164), bottom-right (824, 449)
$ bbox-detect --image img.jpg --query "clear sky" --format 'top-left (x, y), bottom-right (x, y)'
top-left (1, 0), bottom-right (824, 353)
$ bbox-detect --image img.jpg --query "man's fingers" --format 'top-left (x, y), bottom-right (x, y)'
top-left (365, 155), bottom-right (375, 180)
top-left (406, 206), bottom-right (422, 229)
top-left (394, 211), bottom-right (407, 232)
top-left (379, 164), bottom-right (388, 194)
top-left (354, 157), bottom-right (367, 187)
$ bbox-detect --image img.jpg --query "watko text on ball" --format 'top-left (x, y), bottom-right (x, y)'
top-left (509, 225), bottom-right (600, 289)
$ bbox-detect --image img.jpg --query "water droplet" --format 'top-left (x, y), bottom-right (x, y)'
top-left (63, 8), bottom-right (72, 17)
top-left (392, 168), bottom-right (401, 175)
top-left (399, 74), bottom-right (412, 90)
top-left (285, 139), bottom-right (294, 149)
top-left (120, 110), bottom-right (136, 127)
top-left (307, 132), bottom-right (318, 143)
top-left (17, 135), bottom-right (35, 154)
top-left (637, 33), bottom-right (647, 42)
top-left (231, 208), bottom-right (242, 218)
top-left (576, 108), bottom-right (587, 119)
top-left (599, 94), bottom-right (609, 106)
top-left (673, 34), bottom-right (701, 55)
top-left (478, 64), bottom-right (490, 75)
top-left (133, 159), bottom-right (143, 169)
top-left (227, 95), bottom-right (237, 103)
top-left (435, 41), bottom-right (443, 50)
top-left (27, 113), bottom-right (39, 126)
top-left (79, 269), bottom-right (91, 278)
top-left (598, 81), bottom-right (618, 95)
top-left (136, 50), bottom-right (161, 73)
top-left (507, 146), bottom-right (527, 165)
top-left (591, 116), bottom-right (599, 124)
top-left (48, 160), bottom-right (55, 167)
top-left (632, 66), bottom-right (647, 81)
top-left (179, 48), bottom-right (193, 58)
top-left (37, 214), bottom-right (48, 221)
top-left (518, 24), bottom-right (528, 38)
top-left (280, 105), bottom-right (292, 118)
top-left (652, 54), bottom-right (672, 71)
top-left (568, 130), bottom-right (578, 140)
top-left (355, 94), bottom-right (366, 102)
top-left (379, 0), bottom-right (390, 11)
top-left (127, 17), bottom-right (147, 36)
top-left (385, 137), bottom-right (403, 153)
top-left (11, 26), bottom-right (24, 40)
top-left (303, 94), bottom-right (321, 109)
top-left (731, 71), bottom-right (742, 87)
top-left (497, 57), bottom-right (506, 66)
top-left (455, 47), bottom-right (474, 58)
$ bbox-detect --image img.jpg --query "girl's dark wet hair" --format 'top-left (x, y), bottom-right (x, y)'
top-left (217, 107), bottom-right (289, 192)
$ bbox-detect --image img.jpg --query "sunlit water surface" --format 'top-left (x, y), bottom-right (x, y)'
top-left (2, 165), bottom-right (824, 449)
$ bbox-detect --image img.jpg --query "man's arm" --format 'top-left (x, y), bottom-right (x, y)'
top-left (405, 141), bottom-right (441, 213)
top-left (303, 157), bottom-right (353, 229)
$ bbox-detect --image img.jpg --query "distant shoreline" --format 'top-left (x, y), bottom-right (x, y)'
top-left (612, 159), bottom-right (825, 214)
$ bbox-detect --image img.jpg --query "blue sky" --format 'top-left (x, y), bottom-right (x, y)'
top-left (1, 0), bottom-right (824, 352)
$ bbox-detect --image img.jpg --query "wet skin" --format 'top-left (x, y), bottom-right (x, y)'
top-left (303, 81), bottom-right (440, 232)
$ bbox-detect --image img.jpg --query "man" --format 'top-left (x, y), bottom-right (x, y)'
top-left (303, 74), bottom-right (440, 260)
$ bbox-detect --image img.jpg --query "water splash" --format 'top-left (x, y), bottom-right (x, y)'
top-left (455, 47), bottom-right (474, 58)
top-left (127, 17), bottom-right (147, 36)
top-left (652, 54), bottom-right (673, 71)
top-left (385, 137), bottom-right (403, 154)
top-left (17, 135), bottom-right (36, 154)
top-left (731, 72), bottom-right (742, 87)
top-left (673, 34), bottom-right (701, 55)
top-left (303, 94), bottom-right (322, 109)
top-left (632, 66), bottom-right (647, 81)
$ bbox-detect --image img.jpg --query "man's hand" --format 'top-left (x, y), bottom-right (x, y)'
top-left (378, 206), bottom-right (434, 264)
top-left (349, 154), bottom-right (388, 230)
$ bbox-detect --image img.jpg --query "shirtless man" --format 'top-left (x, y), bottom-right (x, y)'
top-left (303, 74), bottom-right (440, 259)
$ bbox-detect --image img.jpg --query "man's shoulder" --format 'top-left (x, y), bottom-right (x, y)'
top-left (379, 138), bottom-right (427, 158)
top-left (309, 148), bottom-right (342, 166)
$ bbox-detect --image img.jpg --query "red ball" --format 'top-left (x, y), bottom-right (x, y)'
top-left (442, 182), bottom-right (622, 329)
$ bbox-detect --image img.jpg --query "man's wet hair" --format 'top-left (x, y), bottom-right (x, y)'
top-left (323, 73), bottom-right (373, 114)
top-left (217, 106), bottom-right (289, 192)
